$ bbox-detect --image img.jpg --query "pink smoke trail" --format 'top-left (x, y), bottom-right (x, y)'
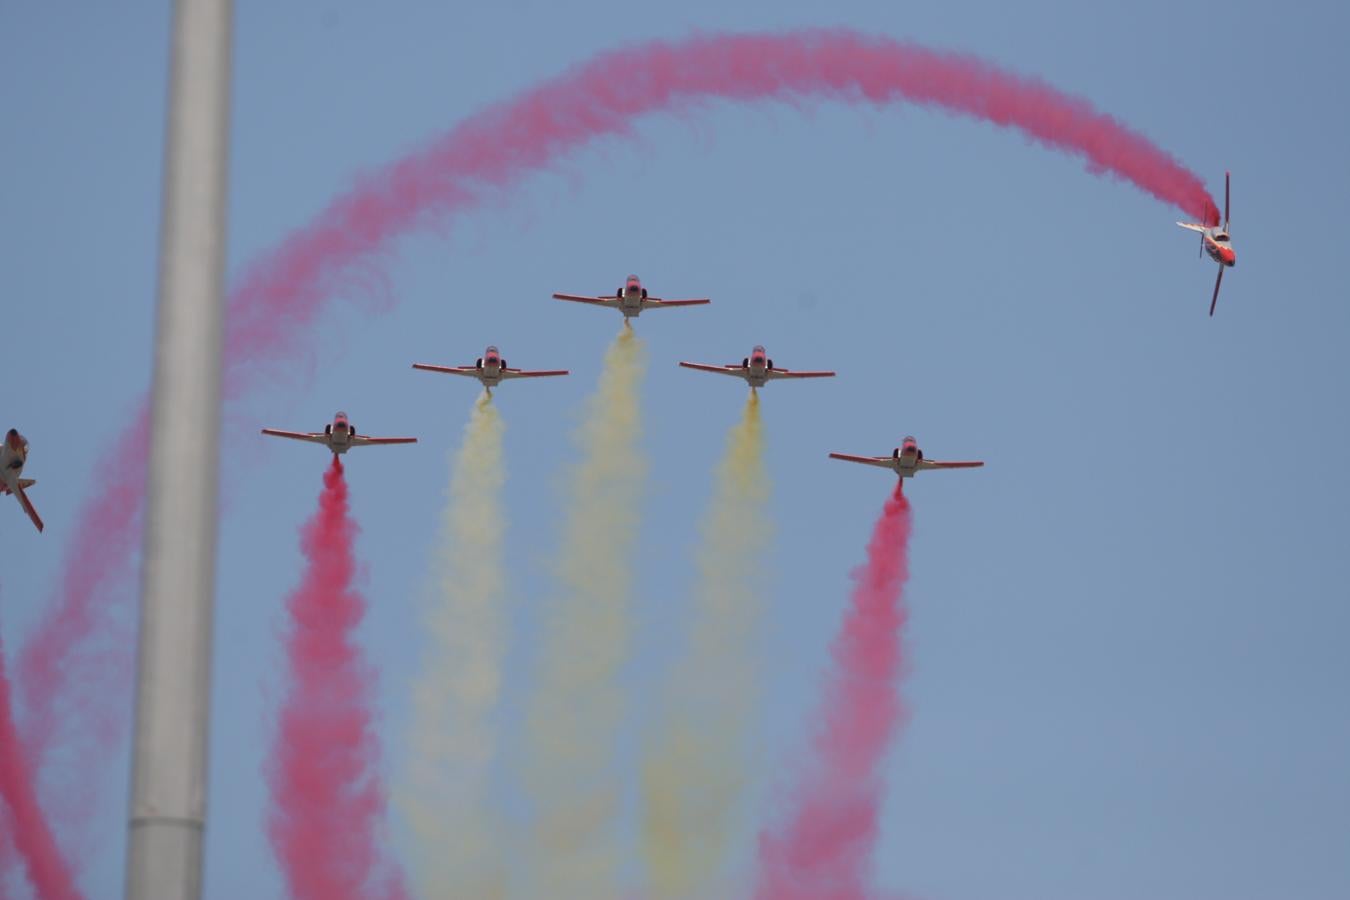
top-left (0, 630), bottom-right (81, 900)
top-left (757, 485), bottom-right (913, 900)
top-left (19, 27), bottom-right (1217, 854)
top-left (265, 458), bottom-right (405, 900)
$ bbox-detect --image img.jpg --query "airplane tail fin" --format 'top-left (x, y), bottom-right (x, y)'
top-left (18, 478), bottom-right (35, 490)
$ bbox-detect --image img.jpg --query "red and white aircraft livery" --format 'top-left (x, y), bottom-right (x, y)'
top-left (553, 274), bottom-right (710, 319)
top-left (829, 436), bottom-right (983, 492)
top-left (679, 345), bottom-right (836, 389)
top-left (261, 411), bottom-right (417, 457)
top-left (1, 428), bottom-right (43, 532)
top-left (412, 345), bottom-right (569, 394)
top-left (1177, 171), bottom-right (1236, 316)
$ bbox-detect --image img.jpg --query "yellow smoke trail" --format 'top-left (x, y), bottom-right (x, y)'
top-left (520, 326), bottom-right (647, 899)
top-left (401, 393), bottom-right (508, 900)
top-left (641, 391), bottom-right (770, 900)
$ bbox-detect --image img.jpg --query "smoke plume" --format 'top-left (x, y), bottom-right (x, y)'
top-left (0, 628), bottom-right (81, 900)
top-left (266, 458), bottom-right (405, 900)
top-left (756, 485), bottom-right (914, 900)
top-left (400, 394), bottom-right (508, 899)
top-left (641, 392), bottom-right (771, 899)
top-left (522, 327), bottom-right (646, 897)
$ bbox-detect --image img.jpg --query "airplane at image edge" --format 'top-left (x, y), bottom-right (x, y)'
top-left (679, 345), bottom-right (835, 388)
top-left (2, 428), bottom-right (43, 532)
top-left (1177, 171), bottom-right (1236, 316)
top-left (412, 345), bottom-right (569, 393)
top-left (829, 436), bottom-right (983, 492)
top-left (260, 411), bottom-right (417, 456)
top-left (553, 274), bottom-right (710, 319)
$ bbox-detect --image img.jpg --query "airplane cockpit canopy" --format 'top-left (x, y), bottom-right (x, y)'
top-left (335, 411), bottom-right (348, 420)
top-left (486, 345), bottom-right (500, 355)
top-left (1213, 233), bottom-right (1231, 242)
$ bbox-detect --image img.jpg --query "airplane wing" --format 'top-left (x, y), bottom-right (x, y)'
top-left (1176, 222), bottom-right (1208, 234)
top-left (500, 369), bottom-right (569, 379)
top-left (552, 293), bottom-right (618, 308)
top-left (1209, 266), bottom-right (1224, 317)
top-left (260, 429), bottom-right (329, 445)
top-left (412, 363), bottom-right (480, 377)
top-left (765, 368), bottom-right (836, 380)
top-left (349, 435), bottom-right (418, 447)
top-left (916, 459), bottom-right (985, 470)
top-left (642, 297), bottom-right (711, 309)
top-left (678, 362), bottom-right (745, 377)
top-left (13, 483), bottom-right (44, 533)
top-left (828, 452), bottom-right (896, 470)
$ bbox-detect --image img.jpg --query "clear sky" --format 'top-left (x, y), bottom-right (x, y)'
top-left (3, 1), bottom-right (1349, 898)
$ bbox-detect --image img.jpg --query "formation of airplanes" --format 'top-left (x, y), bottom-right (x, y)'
top-left (247, 277), bottom-right (982, 496)
top-left (11, 170), bottom-right (1241, 538)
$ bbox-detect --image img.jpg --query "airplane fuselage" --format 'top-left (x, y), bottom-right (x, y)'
top-left (0, 440), bottom-right (25, 488)
top-left (616, 286), bottom-right (647, 317)
top-left (324, 419), bottom-right (356, 454)
top-left (475, 357), bottom-right (506, 387)
top-left (891, 443), bottom-right (923, 477)
top-left (1203, 231), bottom-right (1236, 267)
top-left (740, 359), bottom-right (772, 388)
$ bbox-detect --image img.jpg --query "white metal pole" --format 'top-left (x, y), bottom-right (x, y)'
top-left (125, 0), bottom-right (233, 896)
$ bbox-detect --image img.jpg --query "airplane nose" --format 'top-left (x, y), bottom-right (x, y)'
top-left (1220, 247), bottom-right (1236, 266)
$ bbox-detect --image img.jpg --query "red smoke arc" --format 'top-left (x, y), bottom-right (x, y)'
top-left (9, 27), bottom-right (1219, 872)
top-left (757, 486), bottom-right (914, 899)
top-left (265, 458), bottom-right (405, 900)
top-left (0, 631), bottom-right (81, 900)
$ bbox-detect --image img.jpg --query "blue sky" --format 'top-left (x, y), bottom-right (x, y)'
top-left (3, 1), bottom-right (1349, 898)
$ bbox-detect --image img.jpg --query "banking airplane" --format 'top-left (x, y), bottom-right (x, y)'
top-left (679, 345), bottom-right (835, 389)
top-left (261, 411), bottom-right (417, 456)
top-left (553, 274), bottom-right (710, 319)
top-left (412, 345), bottom-right (569, 394)
top-left (1, 428), bottom-right (43, 532)
top-left (829, 436), bottom-right (983, 492)
top-left (1177, 171), bottom-right (1236, 316)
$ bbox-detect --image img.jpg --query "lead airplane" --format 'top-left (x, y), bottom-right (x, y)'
top-left (829, 436), bottom-right (983, 492)
top-left (1176, 171), bottom-right (1236, 316)
top-left (1, 428), bottom-right (43, 532)
top-left (412, 345), bottom-right (569, 394)
top-left (679, 345), bottom-right (836, 389)
top-left (261, 411), bottom-right (417, 456)
top-left (553, 274), bottom-right (710, 319)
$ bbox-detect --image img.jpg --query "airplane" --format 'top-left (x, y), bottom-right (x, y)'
top-left (553, 274), bottom-right (710, 319)
top-left (260, 411), bottom-right (417, 456)
top-left (829, 436), bottom-right (983, 492)
top-left (679, 345), bottom-right (836, 389)
top-left (1177, 171), bottom-right (1235, 316)
top-left (412, 345), bottom-right (569, 394)
top-left (1, 428), bottom-right (43, 532)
